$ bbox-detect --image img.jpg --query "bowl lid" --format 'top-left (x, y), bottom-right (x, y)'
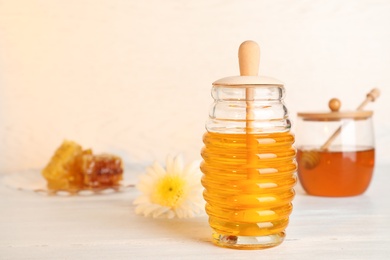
top-left (298, 97), bottom-right (375, 121)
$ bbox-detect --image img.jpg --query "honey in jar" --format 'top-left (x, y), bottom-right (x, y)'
top-left (201, 41), bottom-right (296, 249)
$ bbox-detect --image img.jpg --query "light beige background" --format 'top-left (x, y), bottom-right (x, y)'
top-left (1, 0), bottom-right (389, 173)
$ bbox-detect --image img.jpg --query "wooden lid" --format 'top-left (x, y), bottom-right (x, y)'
top-left (213, 75), bottom-right (284, 86)
top-left (213, 40), bottom-right (284, 87)
top-left (298, 98), bottom-right (373, 121)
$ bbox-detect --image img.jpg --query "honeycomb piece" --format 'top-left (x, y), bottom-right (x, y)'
top-left (79, 154), bottom-right (123, 188)
top-left (41, 140), bottom-right (85, 190)
top-left (42, 140), bottom-right (124, 191)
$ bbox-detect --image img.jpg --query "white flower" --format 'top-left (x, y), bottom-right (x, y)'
top-left (133, 155), bottom-right (205, 219)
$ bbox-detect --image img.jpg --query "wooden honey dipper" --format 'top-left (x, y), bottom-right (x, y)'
top-left (238, 40), bottom-right (260, 179)
top-left (302, 88), bottom-right (380, 169)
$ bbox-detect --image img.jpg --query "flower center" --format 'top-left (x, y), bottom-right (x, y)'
top-left (151, 175), bottom-right (187, 208)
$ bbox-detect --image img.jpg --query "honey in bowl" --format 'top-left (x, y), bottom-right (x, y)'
top-left (297, 146), bottom-right (375, 196)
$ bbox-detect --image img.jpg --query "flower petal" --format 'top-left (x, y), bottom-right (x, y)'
top-left (183, 160), bottom-right (201, 177)
top-left (166, 155), bottom-right (175, 173)
top-left (152, 206), bottom-right (171, 218)
top-left (172, 155), bottom-right (184, 175)
top-left (151, 161), bottom-right (167, 177)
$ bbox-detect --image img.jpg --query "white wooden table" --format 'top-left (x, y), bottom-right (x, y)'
top-left (1, 164), bottom-right (389, 259)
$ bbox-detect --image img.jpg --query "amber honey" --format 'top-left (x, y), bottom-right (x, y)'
top-left (297, 147), bottom-right (375, 197)
top-left (201, 131), bottom-right (296, 249)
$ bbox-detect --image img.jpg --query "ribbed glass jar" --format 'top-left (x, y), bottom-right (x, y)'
top-left (201, 83), bottom-right (297, 249)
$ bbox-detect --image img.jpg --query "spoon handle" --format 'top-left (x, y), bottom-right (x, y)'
top-left (321, 88), bottom-right (380, 150)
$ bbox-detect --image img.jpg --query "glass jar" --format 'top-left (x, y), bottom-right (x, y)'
top-left (200, 41), bottom-right (296, 249)
top-left (296, 95), bottom-right (377, 197)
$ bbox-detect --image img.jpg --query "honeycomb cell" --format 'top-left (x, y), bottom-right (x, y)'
top-left (79, 153), bottom-right (124, 188)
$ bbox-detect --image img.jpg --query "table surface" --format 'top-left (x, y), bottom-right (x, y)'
top-left (1, 164), bottom-right (389, 260)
